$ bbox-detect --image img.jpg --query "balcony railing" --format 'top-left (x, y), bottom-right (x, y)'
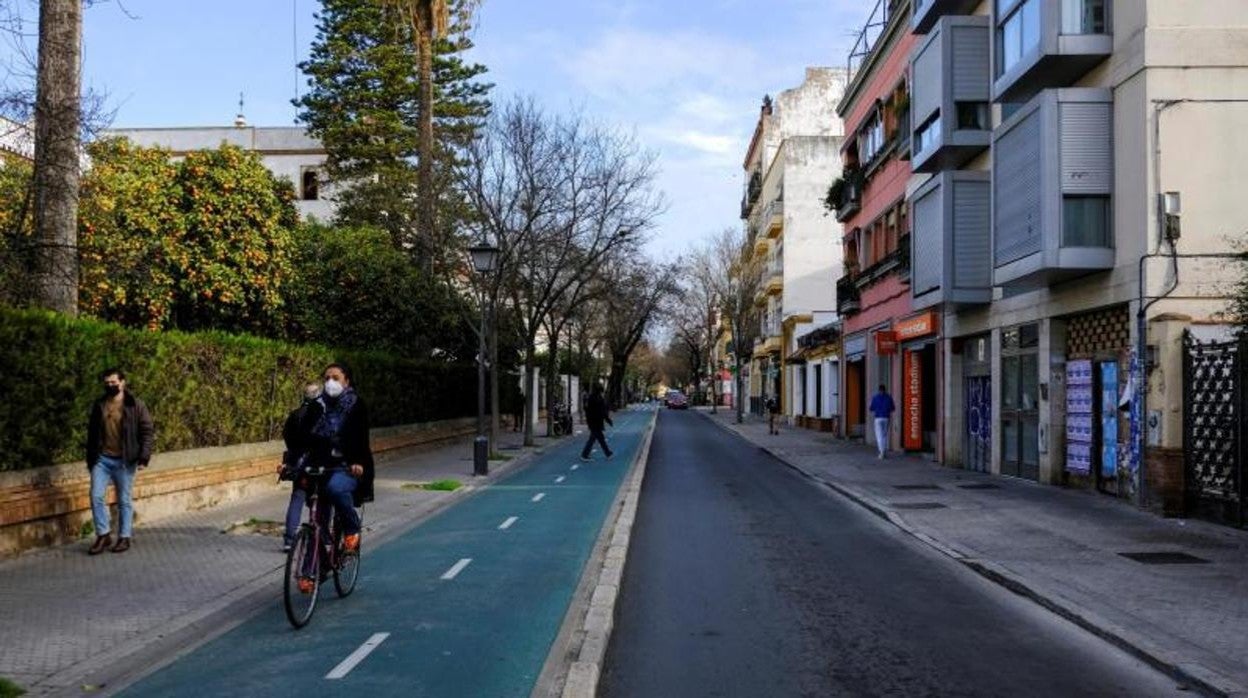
top-left (836, 274), bottom-right (861, 316)
top-left (832, 169), bottom-right (864, 223)
top-left (847, 0), bottom-right (906, 84)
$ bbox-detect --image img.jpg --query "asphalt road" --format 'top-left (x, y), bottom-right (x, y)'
top-left (117, 411), bottom-right (650, 697)
top-left (601, 409), bottom-right (1184, 698)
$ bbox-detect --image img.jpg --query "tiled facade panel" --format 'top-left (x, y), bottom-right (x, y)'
top-left (994, 109), bottom-right (1042, 266)
top-left (1066, 305), bottom-right (1131, 358)
top-left (953, 179), bottom-right (991, 290)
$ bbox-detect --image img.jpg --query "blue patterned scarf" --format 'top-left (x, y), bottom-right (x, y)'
top-left (313, 387), bottom-right (358, 448)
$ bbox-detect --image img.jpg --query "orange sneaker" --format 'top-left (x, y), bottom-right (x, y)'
top-left (343, 533), bottom-right (360, 553)
top-left (298, 577), bottom-right (315, 594)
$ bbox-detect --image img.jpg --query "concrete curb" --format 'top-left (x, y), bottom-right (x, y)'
top-left (558, 410), bottom-right (657, 698)
top-left (699, 411), bottom-right (1244, 698)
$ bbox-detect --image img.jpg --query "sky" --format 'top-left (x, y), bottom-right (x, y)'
top-left (3, 0), bottom-right (868, 259)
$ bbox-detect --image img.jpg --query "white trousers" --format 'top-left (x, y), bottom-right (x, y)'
top-left (874, 417), bottom-right (889, 456)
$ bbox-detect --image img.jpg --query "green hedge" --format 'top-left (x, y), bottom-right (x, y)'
top-left (0, 308), bottom-right (481, 471)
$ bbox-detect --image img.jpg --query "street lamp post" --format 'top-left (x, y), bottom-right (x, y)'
top-left (469, 241), bottom-right (500, 477)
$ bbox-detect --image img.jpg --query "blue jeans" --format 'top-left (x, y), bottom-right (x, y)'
top-left (91, 455), bottom-right (136, 538)
top-left (320, 471), bottom-right (360, 536)
top-left (283, 487), bottom-right (307, 546)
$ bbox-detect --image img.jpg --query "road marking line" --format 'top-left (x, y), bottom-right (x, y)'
top-left (499, 516), bottom-right (518, 530)
top-left (570, 464), bottom-right (579, 471)
top-left (556, 475), bottom-right (566, 483)
top-left (532, 493), bottom-right (546, 502)
top-left (325, 632), bottom-right (390, 679)
top-left (441, 558), bottom-right (472, 580)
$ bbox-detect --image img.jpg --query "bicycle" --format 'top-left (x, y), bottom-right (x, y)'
top-left (283, 464), bottom-right (361, 629)
top-left (549, 403), bottom-right (575, 437)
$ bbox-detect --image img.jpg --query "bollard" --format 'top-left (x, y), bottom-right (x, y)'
top-left (473, 435), bottom-right (489, 476)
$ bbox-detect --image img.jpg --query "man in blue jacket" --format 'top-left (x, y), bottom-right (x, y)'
top-left (869, 384), bottom-right (895, 460)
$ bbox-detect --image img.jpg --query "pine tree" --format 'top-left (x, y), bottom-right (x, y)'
top-left (295, 0), bottom-right (491, 264)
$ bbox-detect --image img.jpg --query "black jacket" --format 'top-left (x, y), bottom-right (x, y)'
top-left (308, 394), bottom-right (374, 506)
top-left (585, 393), bottom-right (613, 432)
top-left (86, 392), bottom-right (155, 470)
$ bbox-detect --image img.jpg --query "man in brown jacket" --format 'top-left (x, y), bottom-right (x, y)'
top-left (85, 368), bottom-right (155, 554)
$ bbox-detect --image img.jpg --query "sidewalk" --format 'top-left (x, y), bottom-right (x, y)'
top-left (701, 407), bottom-right (1248, 697)
top-left (0, 429), bottom-right (550, 696)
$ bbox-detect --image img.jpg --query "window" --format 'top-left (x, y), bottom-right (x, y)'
top-left (301, 169), bottom-right (320, 201)
top-left (998, 0), bottom-right (1041, 76)
top-left (1061, 0), bottom-right (1107, 34)
top-left (1063, 196), bottom-right (1111, 247)
top-left (856, 111), bottom-right (886, 165)
top-left (915, 114), bottom-right (942, 154)
top-left (956, 102), bottom-right (990, 130)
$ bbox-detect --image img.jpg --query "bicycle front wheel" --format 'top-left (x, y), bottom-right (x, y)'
top-left (334, 536), bottom-right (360, 598)
top-left (284, 526), bottom-right (320, 628)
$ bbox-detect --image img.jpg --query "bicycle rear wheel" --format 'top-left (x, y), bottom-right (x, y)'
top-left (334, 534), bottom-right (360, 598)
top-left (284, 526), bottom-right (320, 628)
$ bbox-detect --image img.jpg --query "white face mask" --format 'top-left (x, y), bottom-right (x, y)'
top-left (324, 379), bottom-right (345, 398)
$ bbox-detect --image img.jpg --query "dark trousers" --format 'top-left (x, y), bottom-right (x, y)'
top-left (581, 428), bottom-right (612, 459)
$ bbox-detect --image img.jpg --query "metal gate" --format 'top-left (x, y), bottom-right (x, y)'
top-left (1182, 332), bottom-right (1247, 527)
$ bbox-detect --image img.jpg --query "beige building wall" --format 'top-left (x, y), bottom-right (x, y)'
top-left (940, 0), bottom-right (1248, 484)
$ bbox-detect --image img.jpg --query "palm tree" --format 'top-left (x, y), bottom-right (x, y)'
top-left (389, 0), bottom-right (477, 267)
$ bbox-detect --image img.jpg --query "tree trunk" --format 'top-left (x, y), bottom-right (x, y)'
top-left (544, 332), bottom-right (558, 437)
top-left (416, 13), bottom-right (436, 270)
top-left (607, 357), bottom-right (627, 409)
top-left (32, 0), bottom-right (82, 315)
top-left (735, 357), bottom-right (745, 424)
top-left (489, 301), bottom-right (501, 455)
top-left (522, 350), bottom-right (536, 447)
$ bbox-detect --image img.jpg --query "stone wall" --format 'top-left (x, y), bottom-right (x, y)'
top-left (0, 418), bottom-right (475, 558)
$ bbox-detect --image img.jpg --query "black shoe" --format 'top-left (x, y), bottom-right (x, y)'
top-left (110, 537), bottom-right (131, 553)
top-left (88, 534), bottom-right (112, 556)
top-left (580, 455), bottom-right (591, 462)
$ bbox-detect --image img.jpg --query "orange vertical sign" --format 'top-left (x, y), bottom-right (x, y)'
top-left (903, 350), bottom-right (923, 450)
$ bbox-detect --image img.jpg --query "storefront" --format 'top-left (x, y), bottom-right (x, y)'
top-left (893, 312), bottom-right (939, 453)
top-left (1062, 305), bottom-right (1132, 496)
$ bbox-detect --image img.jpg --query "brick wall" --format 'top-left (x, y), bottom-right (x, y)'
top-left (0, 418), bottom-right (475, 558)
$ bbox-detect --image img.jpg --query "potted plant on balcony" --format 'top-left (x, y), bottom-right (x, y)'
top-left (824, 177), bottom-right (846, 214)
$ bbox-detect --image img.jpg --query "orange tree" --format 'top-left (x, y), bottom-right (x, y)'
top-left (172, 144), bottom-right (297, 335)
top-left (78, 138), bottom-right (183, 329)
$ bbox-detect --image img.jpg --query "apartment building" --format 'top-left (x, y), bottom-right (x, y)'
top-left (910, 0), bottom-right (1248, 519)
top-left (833, 0), bottom-right (927, 452)
top-left (739, 68), bottom-right (847, 425)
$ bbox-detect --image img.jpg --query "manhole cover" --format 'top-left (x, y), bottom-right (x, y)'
top-left (957, 483), bottom-right (1001, 490)
top-left (892, 502), bottom-right (947, 510)
top-left (1118, 551), bottom-right (1211, 565)
top-left (894, 484), bottom-right (941, 490)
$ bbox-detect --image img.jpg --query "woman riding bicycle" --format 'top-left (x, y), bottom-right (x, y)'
top-left (306, 362), bottom-right (374, 555)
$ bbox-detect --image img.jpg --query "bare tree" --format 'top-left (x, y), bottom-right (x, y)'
top-left (459, 98), bottom-right (663, 446)
top-left (701, 227), bottom-right (762, 424)
top-left (669, 248), bottom-right (722, 410)
top-left (598, 257), bottom-right (677, 408)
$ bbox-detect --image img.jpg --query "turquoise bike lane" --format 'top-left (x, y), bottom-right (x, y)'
top-left (121, 409), bottom-right (654, 698)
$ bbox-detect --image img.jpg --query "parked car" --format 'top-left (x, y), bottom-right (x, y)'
top-left (665, 391), bottom-right (688, 409)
